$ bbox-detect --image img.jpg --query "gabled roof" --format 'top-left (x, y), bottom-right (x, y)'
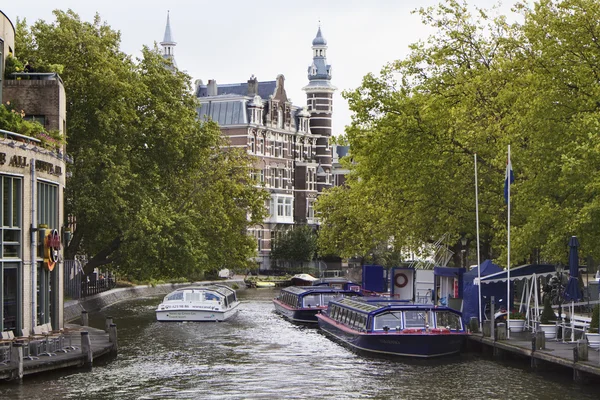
top-left (196, 81), bottom-right (277, 99)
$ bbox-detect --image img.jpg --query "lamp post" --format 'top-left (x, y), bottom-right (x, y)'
top-left (460, 236), bottom-right (468, 269)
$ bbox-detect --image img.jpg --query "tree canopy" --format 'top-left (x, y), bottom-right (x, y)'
top-left (316, 0), bottom-right (600, 268)
top-left (16, 10), bottom-right (268, 279)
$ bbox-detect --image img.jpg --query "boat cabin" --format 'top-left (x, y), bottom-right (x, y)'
top-left (162, 285), bottom-right (238, 307)
top-left (326, 298), bottom-right (464, 333)
top-left (278, 286), bottom-right (362, 309)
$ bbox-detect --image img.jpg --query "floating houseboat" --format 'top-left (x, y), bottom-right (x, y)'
top-left (316, 297), bottom-right (467, 357)
top-left (156, 285), bottom-right (240, 322)
top-left (273, 286), bottom-right (362, 323)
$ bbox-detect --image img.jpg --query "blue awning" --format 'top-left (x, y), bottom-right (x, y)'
top-left (479, 264), bottom-right (556, 284)
top-left (434, 266), bottom-right (465, 277)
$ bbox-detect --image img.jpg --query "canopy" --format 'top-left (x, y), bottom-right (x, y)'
top-left (565, 236), bottom-right (582, 301)
top-left (464, 259), bottom-right (503, 279)
top-left (434, 266), bottom-right (465, 277)
top-left (479, 264), bottom-right (556, 284)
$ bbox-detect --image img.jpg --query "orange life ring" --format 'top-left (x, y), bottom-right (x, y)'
top-left (394, 273), bottom-right (408, 288)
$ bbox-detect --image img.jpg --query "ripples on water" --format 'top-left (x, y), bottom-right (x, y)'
top-left (1, 288), bottom-right (599, 400)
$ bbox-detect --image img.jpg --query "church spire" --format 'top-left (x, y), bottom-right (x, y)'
top-left (160, 11), bottom-right (177, 68)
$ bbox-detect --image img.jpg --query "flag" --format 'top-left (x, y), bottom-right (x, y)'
top-left (504, 156), bottom-right (514, 204)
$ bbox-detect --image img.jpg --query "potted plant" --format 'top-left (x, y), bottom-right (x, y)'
top-left (539, 296), bottom-right (557, 339)
top-left (585, 304), bottom-right (600, 349)
top-left (508, 309), bottom-right (526, 333)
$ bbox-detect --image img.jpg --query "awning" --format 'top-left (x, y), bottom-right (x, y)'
top-left (479, 264), bottom-right (556, 284)
top-left (434, 266), bottom-right (465, 277)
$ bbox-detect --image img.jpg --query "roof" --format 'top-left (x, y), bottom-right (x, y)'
top-left (161, 12), bottom-right (175, 44)
top-left (197, 99), bottom-right (247, 125)
top-left (312, 27), bottom-right (327, 46)
top-left (479, 264), bottom-right (556, 284)
top-left (196, 81), bottom-right (277, 99)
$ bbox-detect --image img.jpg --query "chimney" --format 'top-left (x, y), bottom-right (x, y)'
top-left (207, 79), bottom-right (218, 96)
top-left (247, 75), bottom-right (258, 96)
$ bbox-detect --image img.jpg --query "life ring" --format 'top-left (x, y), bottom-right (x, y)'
top-left (394, 273), bottom-right (408, 288)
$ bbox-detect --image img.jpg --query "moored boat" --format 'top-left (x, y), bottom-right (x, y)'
top-left (156, 285), bottom-right (240, 322)
top-left (273, 286), bottom-right (362, 323)
top-left (316, 297), bottom-right (467, 357)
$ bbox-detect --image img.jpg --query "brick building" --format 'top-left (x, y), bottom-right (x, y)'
top-left (194, 27), bottom-right (336, 270)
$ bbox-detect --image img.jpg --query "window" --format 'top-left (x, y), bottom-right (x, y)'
top-left (258, 138), bottom-right (264, 154)
top-left (404, 310), bottom-right (431, 329)
top-left (374, 311), bottom-right (403, 330)
top-left (277, 198), bottom-right (284, 217)
top-left (302, 294), bottom-right (321, 307)
top-left (284, 198), bottom-right (292, 217)
top-left (435, 311), bottom-right (463, 330)
top-left (250, 136), bottom-right (255, 153)
top-left (24, 115), bottom-right (46, 127)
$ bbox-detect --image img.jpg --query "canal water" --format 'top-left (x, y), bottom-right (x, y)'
top-left (1, 288), bottom-right (599, 399)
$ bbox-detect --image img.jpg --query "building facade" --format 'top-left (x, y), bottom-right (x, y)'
top-left (1, 10), bottom-right (67, 336)
top-left (194, 27), bottom-right (335, 270)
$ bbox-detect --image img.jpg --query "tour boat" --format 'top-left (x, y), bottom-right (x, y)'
top-left (273, 286), bottom-right (362, 323)
top-left (316, 297), bottom-right (467, 357)
top-left (156, 285), bottom-right (240, 322)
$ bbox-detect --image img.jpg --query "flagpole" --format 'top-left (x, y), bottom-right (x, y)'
top-left (475, 154), bottom-right (482, 332)
top-left (507, 145), bottom-right (511, 339)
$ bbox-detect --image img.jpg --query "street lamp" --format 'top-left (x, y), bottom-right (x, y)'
top-left (460, 236), bottom-right (468, 269)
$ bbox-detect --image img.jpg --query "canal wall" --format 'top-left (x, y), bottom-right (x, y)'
top-left (64, 279), bottom-right (246, 322)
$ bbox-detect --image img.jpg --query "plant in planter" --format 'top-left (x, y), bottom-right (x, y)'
top-left (508, 310), bottom-right (526, 333)
top-left (539, 296), bottom-right (557, 339)
top-left (585, 304), bottom-right (600, 349)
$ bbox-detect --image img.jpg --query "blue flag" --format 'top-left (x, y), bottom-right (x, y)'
top-left (504, 157), bottom-right (514, 203)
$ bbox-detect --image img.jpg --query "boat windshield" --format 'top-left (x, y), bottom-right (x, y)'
top-left (435, 311), bottom-right (463, 330)
top-left (403, 310), bottom-right (432, 329)
top-left (302, 294), bottom-right (322, 307)
top-left (166, 292), bottom-right (184, 301)
top-left (373, 311), bottom-right (403, 330)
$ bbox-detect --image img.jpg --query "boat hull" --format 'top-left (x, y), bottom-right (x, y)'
top-left (317, 315), bottom-right (465, 358)
top-left (156, 302), bottom-right (240, 322)
top-left (273, 299), bottom-right (322, 323)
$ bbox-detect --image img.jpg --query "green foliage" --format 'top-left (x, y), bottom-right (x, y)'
top-left (590, 304), bottom-right (599, 333)
top-left (271, 225), bottom-right (318, 267)
top-left (17, 11), bottom-right (267, 280)
top-left (540, 296), bottom-right (557, 324)
top-left (510, 310), bottom-right (525, 320)
top-left (316, 0), bottom-right (600, 267)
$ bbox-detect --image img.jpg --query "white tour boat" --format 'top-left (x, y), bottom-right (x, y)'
top-left (155, 285), bottom-right (240, 322)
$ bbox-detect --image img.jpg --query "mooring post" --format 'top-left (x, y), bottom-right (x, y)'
top-left (10, 342), bottom-right (23, 381)
top-left (490, 296), bottom-right (496, 341)
top-left (576, 339), bottom-right (588, 362)
top-left (109, 323), bottom-right (118, 353)
top-left (497, 323), bottom-right (507, 340)
top-left (105, 316), bottom-right (113, 333)
top-left (81, 310), bottom-right (89, 327)
top-left (535, 330), bottom-right (545, 350)
top-left (81, 331), bottom-right (93, 367)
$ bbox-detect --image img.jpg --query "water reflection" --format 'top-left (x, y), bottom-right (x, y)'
top-left (1, 288), bottom-right (598, 399)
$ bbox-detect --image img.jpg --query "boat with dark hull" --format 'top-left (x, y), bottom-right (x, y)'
top-left (273, 286), bottom-right (362, 323)
top-left (316, 298), bottom-right (467, 358)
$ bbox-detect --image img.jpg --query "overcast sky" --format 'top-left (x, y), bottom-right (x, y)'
top-left (2, 0), bottom-right (516, 135)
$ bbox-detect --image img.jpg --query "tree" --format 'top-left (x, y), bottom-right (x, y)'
top-left (317, 0), bottom-right (600, 268)
top-left (18, 11), bottom-right (268, 279)
top-left (271, 225), bottom-right (317, 270)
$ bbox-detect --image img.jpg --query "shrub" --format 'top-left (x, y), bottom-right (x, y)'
top-left (540, 296), bottom-right (557, 324)
top-left (510, 310), bottom-right (525, 319)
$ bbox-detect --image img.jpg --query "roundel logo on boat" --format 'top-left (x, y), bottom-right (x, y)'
top-left (394, 273), bottom-right (408, 288)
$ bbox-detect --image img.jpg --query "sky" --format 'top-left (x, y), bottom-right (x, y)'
top-left (2, 0), bottom-right (516, 136)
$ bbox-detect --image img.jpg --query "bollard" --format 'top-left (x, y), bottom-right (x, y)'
top-left (81, 310), bottom-right (89, 327)
top-left (105, 316), bottom-right (113, 333)
top-left (469, 317), bottom-right (479, 333)
top-left (483, 320), bottom-right (491, 337)
top-left (531, 333), bottom-right (537, 351)
top-left (490, 296), bottom-right (496, 341)
top-left (81, 331), bottom-right (93, 367)
top-left (576, 339), bottom-right (588, 362)
top-left (10, 342), bottom-right (23, 381)
top-left (497, 323), bottom-right (507, 340)
top-left (535, 330), bottom-right (545, 350)
top-left (109, 323), bottom-right (118, 353)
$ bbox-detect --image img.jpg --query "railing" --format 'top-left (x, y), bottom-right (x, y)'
top-left (81, 278), bottom-right (116, 298)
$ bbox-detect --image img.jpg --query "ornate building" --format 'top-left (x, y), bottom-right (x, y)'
top-left (160, 11), bottom-right (177, 68)
top-left (194, 27), bottom-right (335, 270)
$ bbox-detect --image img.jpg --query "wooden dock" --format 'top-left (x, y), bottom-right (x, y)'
top-left (468, 331), bottom-right (600, 383)
top-left (0, 323), bottom-right (116, 382)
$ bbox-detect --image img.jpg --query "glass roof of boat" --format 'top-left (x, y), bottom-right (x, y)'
top-left (334, 297), bottom-right (450, 313)
top-left (282, 286), bottom-right (357, 295)
top-left (174, 285), bottom-right (235, 296)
